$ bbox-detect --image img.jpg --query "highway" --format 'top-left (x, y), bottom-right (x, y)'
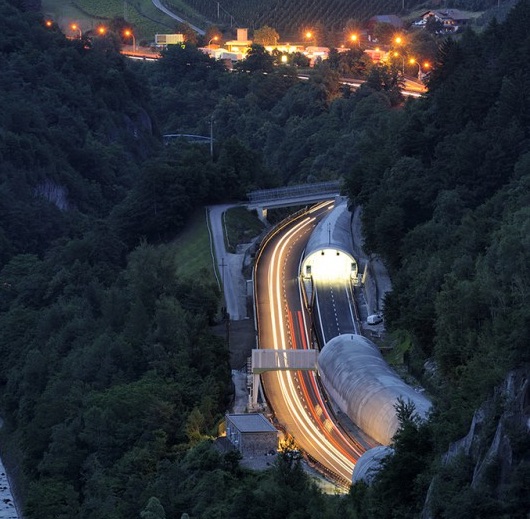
top-left (313, 279), bottom-right (358, 345)
top-left (255, 202), bottom-right (366, 485)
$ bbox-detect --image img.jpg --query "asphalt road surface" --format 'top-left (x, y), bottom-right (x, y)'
top-left (255, 202), bottom-right (365, 485)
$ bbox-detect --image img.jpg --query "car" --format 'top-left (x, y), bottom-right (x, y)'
top-left (367, 314), bottom-right (383, 325)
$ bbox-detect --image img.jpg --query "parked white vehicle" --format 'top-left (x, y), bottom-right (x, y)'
top-left (367, 313), bottom-right (383, 325)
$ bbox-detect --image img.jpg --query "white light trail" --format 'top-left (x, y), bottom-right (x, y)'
top-left (267, 214), bottom-right (355, 480)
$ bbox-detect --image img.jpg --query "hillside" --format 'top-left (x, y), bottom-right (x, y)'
top-left (41, 0), bottom-right (178, 41)
top-left (1, 0), bottom-right (530, 517)
top-left (172, 0), bottom-right (424, 40)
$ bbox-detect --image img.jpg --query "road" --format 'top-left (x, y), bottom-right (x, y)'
top-left (207, 205), bottom-right (247, 320)
top-left (313, 279), bottom-right (358, 345)
top-left (255, 202), bottom-right (365, 485)
top-left (151, 0), bottom-right (205, 35)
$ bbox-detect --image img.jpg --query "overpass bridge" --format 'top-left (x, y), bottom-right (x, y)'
top-left (250, 349), bottom-right (318, 407)
top-left (247, 181), bottom-right (342, 218)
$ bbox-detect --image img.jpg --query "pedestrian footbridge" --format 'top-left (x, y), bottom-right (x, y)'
top-left (250, 349), bottom-right (318, 406)
top-left (247, 181), bottom-right (341, 218)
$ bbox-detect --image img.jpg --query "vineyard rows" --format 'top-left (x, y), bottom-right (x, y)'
top-left (180, 0), bottom-right (425, 37)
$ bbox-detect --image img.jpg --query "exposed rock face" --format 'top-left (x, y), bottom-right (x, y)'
top-left (422, 367), bottom-right (530, 518)
top-left (34, 180), bottom-right (70, 211)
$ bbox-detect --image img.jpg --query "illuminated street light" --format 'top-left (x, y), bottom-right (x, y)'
top-left (394, 35), bottom-right (403, 45)
top-left (350, 33), bottom-right (360, 48)
top-left (70, 23), bottom-right (82, 38)
top-left (124, 29), bottom-right (136, 51)
top-left (45, 20), bottom-right (53, 28)
top-left (97, 26), bottom-right (107, 36)
top-left (281, 54), bottom-right (288, 63)
top-left (409, 58), bottom-right (430, 80)
top-left (208, 36), bottom-right (218, 49)
top-left (305, 30), bottom-right (315, 46)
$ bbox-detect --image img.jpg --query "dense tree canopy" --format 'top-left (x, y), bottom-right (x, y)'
top-left (1, 0), bottom-right (530, 517)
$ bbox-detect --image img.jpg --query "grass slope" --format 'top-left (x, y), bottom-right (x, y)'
top-left (41, 0), bottom-right (179, 41)
top-left (223, 207), bottom-right (264, 254)
top-left (172, 209), bottom-right (216, 282)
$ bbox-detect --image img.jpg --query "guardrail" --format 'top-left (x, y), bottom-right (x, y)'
top-left (247, 181), bottom-right (341, 204)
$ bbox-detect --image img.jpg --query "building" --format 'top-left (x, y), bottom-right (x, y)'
top-left (225, 28), bottom-right (252, 56)
top-left (225, 413), bottom-right (278, 456)
top-left (415, 10), bottom-right (472, 32)
top-left (154, 33), bottom-right (184, 48)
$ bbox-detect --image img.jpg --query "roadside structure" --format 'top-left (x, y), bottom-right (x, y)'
top-left (225, 413), bottom-right (278, 456)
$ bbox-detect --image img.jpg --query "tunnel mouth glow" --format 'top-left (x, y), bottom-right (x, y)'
top-left (302, 248), bottom-right (357, 283)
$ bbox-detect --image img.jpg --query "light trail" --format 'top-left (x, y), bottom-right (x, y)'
top-left (265, 212), bottom-right (356, 481)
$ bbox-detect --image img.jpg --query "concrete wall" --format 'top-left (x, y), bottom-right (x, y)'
top-left (240, 432), bottom-right (278, 456)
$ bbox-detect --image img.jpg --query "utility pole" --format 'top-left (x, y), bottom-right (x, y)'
top-left (219, 257), bottom-right (226, 288)
top-left (210, 117), bottom-right (214, 157)
top-left (219, 257), bottom-right (229, 345)
top-left (328, 222), bottom-right (331, 245)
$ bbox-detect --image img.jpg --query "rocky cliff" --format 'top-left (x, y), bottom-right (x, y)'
top-left (422, 366), bottom-right (530, 517)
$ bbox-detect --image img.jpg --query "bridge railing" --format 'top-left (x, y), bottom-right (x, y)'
top-left (247, 181), bottom-right (341, 204)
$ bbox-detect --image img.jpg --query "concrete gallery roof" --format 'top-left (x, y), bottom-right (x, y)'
top-left (227, 413), bottom-right (277, 433)
top-left (317, 334), bottom-right (431, 446)
top-left (304, 199), bottom-right (354, 260)
top-left (352, 445), bottom-right (393, 484)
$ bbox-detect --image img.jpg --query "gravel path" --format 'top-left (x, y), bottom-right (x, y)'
top-left (207, 205), bottom-right (248, 320)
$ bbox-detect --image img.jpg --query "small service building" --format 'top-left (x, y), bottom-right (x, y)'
top-left (225, 413), bottom-right (278, 456)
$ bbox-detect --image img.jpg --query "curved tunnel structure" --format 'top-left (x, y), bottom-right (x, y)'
top-left (301, 199), bottom-right (358, 282)
top-left (293, 199), bottom-right (432, 483)
top-left (351, 445), bottom-right (393, 485)
top-left (317, 334), bottom-right (432, 447)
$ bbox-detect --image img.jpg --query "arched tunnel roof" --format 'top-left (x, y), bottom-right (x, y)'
top-left (302, 199), bottom-right (357, 280)
top-left (317, 334), bottom-right (431, 446)
top-left (352, 446), bottom-right (394, 485)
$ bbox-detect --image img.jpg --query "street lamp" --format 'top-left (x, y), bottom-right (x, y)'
top-left (208, 36), bottom-right (218, 49)
top-left (45, 20), bottom-right (53, 28)
top-left (97, 26), bottom-right (107, 36)
top-left (394, 51), bottom-right (405, 75)
top-left (394, 35), bottom-right (403, 45)
top-left (409, 58), bottom-right (420, 79)
top-left (124, 29), bottom-right (136, 51)
top-left (409, 58), bottom-right (429, 80)
top-left (70, 23), bottom-right (82, 38)
top-left (350, 34), bottom-right (359, 47)
top-left (305, 30), bottom-right (314, 46)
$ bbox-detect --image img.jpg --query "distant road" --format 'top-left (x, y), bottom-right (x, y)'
top-left (151, 0), bottom-right (206, 35)
top-left (207, 205), bottom-right (246, 320)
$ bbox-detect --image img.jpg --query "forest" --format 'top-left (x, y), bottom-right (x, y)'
top-left (0, 0), bottom-right (529, 517)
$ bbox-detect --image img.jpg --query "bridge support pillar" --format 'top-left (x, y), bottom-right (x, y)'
top-left (255, 206), bottom-right (268, 223)
top-left (251, 373), bottom-right (260, 408)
